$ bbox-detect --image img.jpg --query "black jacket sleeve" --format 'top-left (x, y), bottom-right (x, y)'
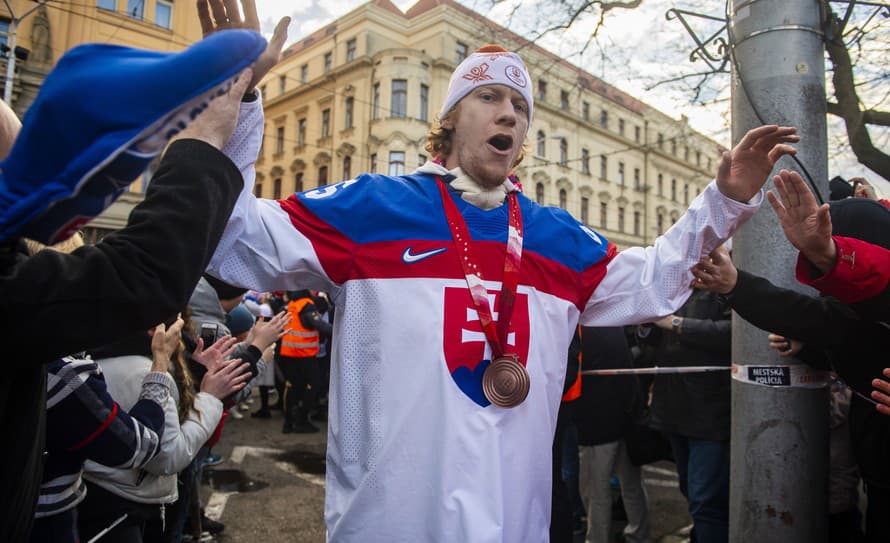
top-left (299, 303), bottom-right (333, 338)
top-left (2, 140), bottom-right (244, 364)
top-left (724, 270), bottom-right (861, 348)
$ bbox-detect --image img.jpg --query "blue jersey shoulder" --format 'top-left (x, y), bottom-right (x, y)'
top-left (296, 173), bottom-right (451, 243)
top-left (519, 194), bottom-right (610, 273)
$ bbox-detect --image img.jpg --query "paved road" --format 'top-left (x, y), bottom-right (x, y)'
top-left (203, 400), bottom-right (692, 542)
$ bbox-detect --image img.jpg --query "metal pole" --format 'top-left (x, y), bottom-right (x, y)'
top-left (729, 1), bottom-right (829, 541)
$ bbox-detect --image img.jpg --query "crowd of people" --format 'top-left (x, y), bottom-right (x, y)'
top-left (3, 0), bottom-right (890, 541)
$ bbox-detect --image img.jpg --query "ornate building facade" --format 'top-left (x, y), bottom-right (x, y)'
top-left (258, 0), bottom-right (721, 248)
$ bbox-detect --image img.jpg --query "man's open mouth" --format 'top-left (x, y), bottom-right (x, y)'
top-left (488, 134), bottom-right (513, 152)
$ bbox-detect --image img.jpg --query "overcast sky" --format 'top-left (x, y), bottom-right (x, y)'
top-left (254, 0), bottom-right (887, 196)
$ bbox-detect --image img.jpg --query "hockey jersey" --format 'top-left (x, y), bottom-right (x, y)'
top-left (207, 100), bottom-right (760, 542)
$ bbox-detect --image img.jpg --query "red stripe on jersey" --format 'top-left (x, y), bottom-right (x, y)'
top-left (279, 196), bottom-right (357, 285)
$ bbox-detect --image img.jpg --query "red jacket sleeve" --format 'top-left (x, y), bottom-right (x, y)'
top-left (796, 236), bottom-right (890, 304)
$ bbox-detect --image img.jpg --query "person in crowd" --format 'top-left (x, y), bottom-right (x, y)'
top-left (639, 288), bottom-right (731, 543)
top-left (550, 330), bottom-right (582, 543)
top-left (28, 235), bottom-right (172, 543)
top-left (279, 289), bottom-right (333, 434)
top-left (225, 302), bottom-right (260, 419)
top-left (0, 22), bottom-right (282, 539)
top-left (78, 317), bottom-right (250, 542)
top-left (201, 0), bottom-right (797, 535)
top-left (575, 326), bottom-right (650, 543)
top-left (692, 236), bottom-right (890, 541)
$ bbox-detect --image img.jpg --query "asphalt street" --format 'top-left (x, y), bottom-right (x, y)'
top-left (203, 397), bottom-right (692, 543)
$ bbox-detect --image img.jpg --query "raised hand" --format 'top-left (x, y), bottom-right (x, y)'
top-left (150, 316), bottom-right (185, 372)
top-left (196, 0), bottom-right (290, 92)
top-left (172, 67), bottom-right (253, 149)
top-left (691, 245), bottom-right (738, 294)
top-left (766, 169), bottom-right (836, 273)
top-left (192, 333), bottom-right (240, 372)
top-left (248, 310), bottom-right (290, 351)
top-left (872, 368), bottom-right (890, 417)
top-left (200, 357), bottom-right (252, 399)
top-left (716, 125), bottom-right (799, 203)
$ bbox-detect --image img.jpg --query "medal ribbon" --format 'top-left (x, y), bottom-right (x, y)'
top-left (436, 177), bottom-right (523, 359)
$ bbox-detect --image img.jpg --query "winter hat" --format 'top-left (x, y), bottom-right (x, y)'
top-left (828, 176), bottom-right (854, 201)
top-left (439, 45), bottom-right (533, 124)
top-left (226, 303), bottom-right (256, 337)
top-left (829, 197), bottom-right (890, 250)
top-left (0, 29), bottom-right (267, 244)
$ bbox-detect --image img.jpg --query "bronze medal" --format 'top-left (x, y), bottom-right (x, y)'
top-left (482, 353), bottom-right (530, 408)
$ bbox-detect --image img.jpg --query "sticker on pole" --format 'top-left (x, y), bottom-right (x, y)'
top-left (732, 364), bottom-right (829, 388)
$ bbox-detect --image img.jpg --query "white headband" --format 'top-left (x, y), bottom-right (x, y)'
top-left (439, 47), bottom-right (534, 125)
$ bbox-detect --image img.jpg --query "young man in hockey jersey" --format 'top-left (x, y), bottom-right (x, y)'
top-left (204, 17), bottom-right (798, 539)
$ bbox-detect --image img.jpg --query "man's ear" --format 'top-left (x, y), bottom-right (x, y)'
top-left (440, 116), bottom-right (454, 130)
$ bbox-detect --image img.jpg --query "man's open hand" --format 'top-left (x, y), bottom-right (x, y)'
top-left (766, 169), bottom-right (835, 273)
top-left (716, 125), bottom-right (799, 203)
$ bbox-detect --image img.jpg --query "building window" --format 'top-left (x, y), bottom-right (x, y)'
top-left (300, 64), bottom-right (308, 83)
top-left (537, 80), bottom-right (547, 102)
top-left (633, 168), bottom-right (641, 190)
top-left (582, 101), bottom-right (590, 121)
top-left (324, 52), bottom-right (333, 73)
top-left (617, 162), bottom-right (625, 185)
top-left (657, 133), bottom-right (664, 150)
top-left (671, 178), bottom-right (677, 201)
top-left (418, 154), bottom-right (427, 167)
top-left (97, 0), bottom-right (115, 11)
top-left (536, 131), bottom-right (546, 157)
top-left (273, 178), bottom-right (282, 199)
top-left (388, 151), bottom-right (405, 176)
top-left (279, 75), bottom-right (286, 94)
top-left (707, 157), bottom-right (712, 171)
top-left (295, 172), bottom-right (304, 192)
top-left (684, 146), bottom-right (690, 161)
top-left (297, 118), bottom-right (306, 146)
top-left (560, 90), bottom-right (569, 110)
top-left (342, 156), bottom-right (352, 180)
top-left (581, 149), bottom-right (590, 175)
top-left (634, 125), bottom-right (641, 143)
top-left (254, 182), bottom-right (263, 197)
top-left (318, 166), bottom-right (328, 185)
top-left (455, 41), bottom-right (468, 63)
top-left (370, 153), bottom-right (377, 173)
top-left (345, 97), bottom-right (354, 129)
top-left (618, 118), bottom-right (625, 137)
top-left (559, 189), bottom-right (567, 209)
top-left (126, 0), bottom-right (143, 19)
top-left (155, 0), bottom-right (172, 28)
top-left (671, 139), bottom-right (677, 156)
top-left (657, 213), bottom-right (664, 235)
top-left (633, 210), bottom-right (641, 236)
top-left (275, 126), bottom-right (284, 154)
top-left (696, 151), bottom-right (702, 166)
top-left (391, 79), bottom-right (407, 118)
top-left (600, 202), bottom-right (607, 229)
top-left (321, 109), bottom-right (330, 138)
top-left (600, 109), bottom-right (608, 129)
top-left (346, 38), bottom-right (356, 62)
top-left (684, 183), bottom-right (690, 205)
top-left (372, 83), bottom-right (380, 119)
top-left (618, 207), bottom-right (625, 232)
top-left (580, 197), bottom-right (589, 224)
top-left (420, 84), bottom-right (429, 122)
top-left (535, 183), bottom-right (544, 205)
top-left (657, 174), bottom-right (663, 196)
top-left (559, 138), bottom-right (568, 167)
top-left (600, 155), bottom-right (607, 180)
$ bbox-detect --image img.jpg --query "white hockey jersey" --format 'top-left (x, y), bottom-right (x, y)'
top-left (207, 100), bottom-right (760, 542)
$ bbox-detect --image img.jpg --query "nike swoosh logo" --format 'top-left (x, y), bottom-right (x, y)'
top-left (402, 246), bottom-right (448, 263)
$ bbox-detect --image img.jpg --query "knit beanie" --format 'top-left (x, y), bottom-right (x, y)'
top-left (439, 45), bottom-right (533, 124)
top-left (226, 303), bottom-right (256, 336)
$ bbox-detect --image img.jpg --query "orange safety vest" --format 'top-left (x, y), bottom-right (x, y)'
top-left (561, 325), bottom-right (582, 402)
top-left (280, 298), bottom-right (320, 358)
